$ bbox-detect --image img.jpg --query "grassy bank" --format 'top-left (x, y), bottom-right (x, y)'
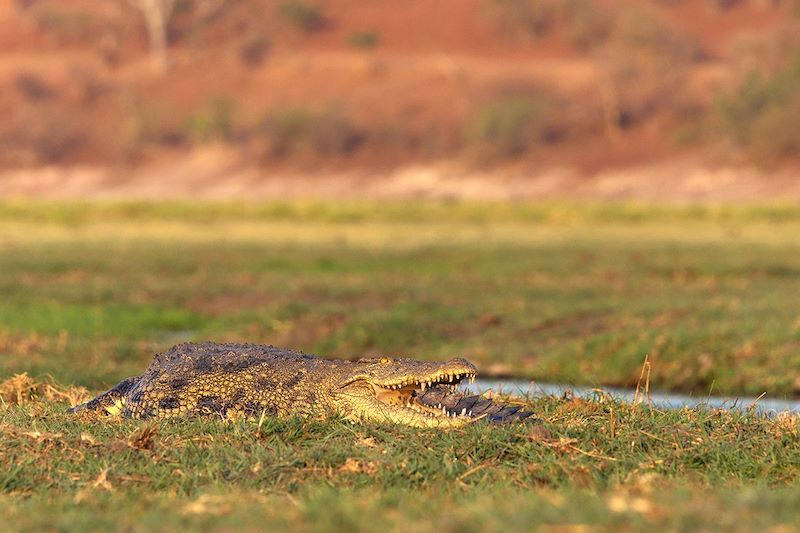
top-left (1, 377), bottom-right (798, 531)
top-left (1, 201), bottom-right (799, 396)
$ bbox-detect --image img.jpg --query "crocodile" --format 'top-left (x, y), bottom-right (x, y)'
top-left (68, 342), bottom-right (536, 427)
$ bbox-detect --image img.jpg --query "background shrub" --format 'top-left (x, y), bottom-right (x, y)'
top-left (716, 53), bottom-right (800, 162)
top-left (184, 97), bottom-right (238, 143)
top-left (466, 96), bottom-right (558, 158)
top-left (278, 1), bottom-right (325, 33)
top-left (257, 107), bottom-right (363, 159)
top-left (347, 31), bottom-right (380, 50)
top-left (489, 0), bottom-right (561, 40)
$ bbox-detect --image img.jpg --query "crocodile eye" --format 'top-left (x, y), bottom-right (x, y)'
top-left (379, 357), bottom-right (391, 364)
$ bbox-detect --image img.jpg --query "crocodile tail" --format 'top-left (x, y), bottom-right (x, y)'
top-left (67, 376), bottom-right (141, 417)
top-left (415, 385), bottom-right (539, 423)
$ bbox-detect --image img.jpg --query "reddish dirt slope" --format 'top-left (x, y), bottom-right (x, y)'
top-left (0, 0), bottom-right (798, 199)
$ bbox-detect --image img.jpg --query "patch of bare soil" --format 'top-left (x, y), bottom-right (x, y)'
top-left (1, 147), bottom-right (798, 203)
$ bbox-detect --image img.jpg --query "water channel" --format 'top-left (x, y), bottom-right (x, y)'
top-left (464, 380), bottom-right (800, 414)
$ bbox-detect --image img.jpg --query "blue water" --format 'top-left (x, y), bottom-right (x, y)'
top-left (463, 380), bottom-right (800, 415)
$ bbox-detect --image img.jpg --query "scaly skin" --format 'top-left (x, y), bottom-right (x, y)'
top-left (68, 342), bottom-right (535, 427)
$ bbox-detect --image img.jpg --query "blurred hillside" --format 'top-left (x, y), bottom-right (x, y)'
top-left (1, 0), bottom-right (800, 199)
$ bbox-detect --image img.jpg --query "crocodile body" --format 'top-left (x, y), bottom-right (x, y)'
top-left (68, 342), bottom-right (535, 427)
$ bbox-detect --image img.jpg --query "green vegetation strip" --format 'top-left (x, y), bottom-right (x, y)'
top-left (1, 202), bottom-right (799, 396)
top-left (3, 200), bottom-right (800, 224)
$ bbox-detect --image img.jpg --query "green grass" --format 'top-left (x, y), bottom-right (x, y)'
top-left (3, 487), bottom-right (800, 532)
top-left (1, 201), bottom-right (799, 395)
top-left (1, 201), bottom-right (799, 530)
top-left (1, 383), bottom-right (799, 531)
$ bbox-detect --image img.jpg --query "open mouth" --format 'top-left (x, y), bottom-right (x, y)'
top-left (372, 370), bottom-right (477, 419)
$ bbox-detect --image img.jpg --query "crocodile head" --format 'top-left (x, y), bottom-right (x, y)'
top-left (334, 356), bottom-right (478, 428)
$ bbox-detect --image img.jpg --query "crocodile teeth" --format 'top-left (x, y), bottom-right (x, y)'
top-left (460, 408), bottom-right (466, 416)
top-left (421, 382), bottom-right (427, 392)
